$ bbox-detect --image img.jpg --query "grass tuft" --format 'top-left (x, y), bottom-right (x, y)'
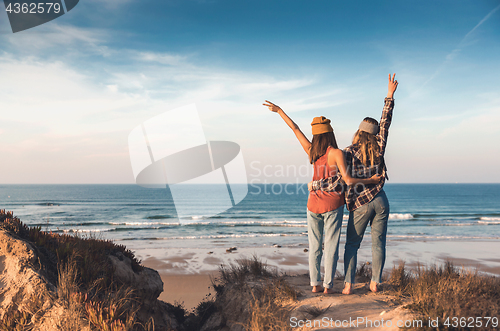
top-left (219, 254), bottom-right (276, 284)
top-left (300, 304), bottom-right (330, 319)
top-left (213, 256), bottom-right (298, 331)
top-left (0, 210), bottom-right (153, 330)
top-left (387, 261), bottom-right (500, 330)
top-left (355, 262), bottom-right (372, 283)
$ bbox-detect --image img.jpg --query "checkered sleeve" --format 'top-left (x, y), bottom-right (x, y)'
top-left (310, 179), bottom-right (322, 191)
top-left (310, 177), bottom-right (336, 191)
top-left (378, 98), bottom-right (394, 157)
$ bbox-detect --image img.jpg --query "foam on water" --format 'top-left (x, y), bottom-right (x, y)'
top-left (1, 184), bottom-right (499, 249)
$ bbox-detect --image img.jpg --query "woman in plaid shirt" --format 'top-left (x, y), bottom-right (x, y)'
top-left (263, 100), bottom-right (381, 294)
top-left (309, 74), bottom-right (398, 294)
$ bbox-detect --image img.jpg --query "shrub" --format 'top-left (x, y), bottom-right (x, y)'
top-left (388, 261), bottom-right (500, 331)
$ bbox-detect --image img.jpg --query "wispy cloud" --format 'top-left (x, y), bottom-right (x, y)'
top-left (0, 42), bottom-right (352, 182)
top-left (138, 52), bottom-right (189, 66)
top-left (3, 23), bottom-right (111, 56)
top-left (412, 4), bottom-right (500, 96)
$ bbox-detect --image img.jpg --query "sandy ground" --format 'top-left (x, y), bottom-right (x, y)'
top-left (141, 256), bottom-right (217, 310)
top-left (285, 275), bottom-right (415, 331)
top-left (138, 239), bottom-right (500, 312)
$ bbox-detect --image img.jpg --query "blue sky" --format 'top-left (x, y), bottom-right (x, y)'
top-left (0, 0), bottom-right (499, 183)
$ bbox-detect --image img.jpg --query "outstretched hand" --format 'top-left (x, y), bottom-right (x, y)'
top-left (263, 100), bottom-right (282, 113)
top-left (387, 73), bottom-right (398, 99)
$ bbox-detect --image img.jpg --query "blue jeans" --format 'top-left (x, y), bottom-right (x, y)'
top-left (307, 205), bottom-right (343, 288)
top-left (344, 190), bottom-right (389, 284)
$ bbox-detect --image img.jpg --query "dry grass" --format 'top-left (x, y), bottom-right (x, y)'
top-left (387, 261), bottom-right (500, 330)
top-left (0, 292), bottom-right (47, 331)
top-left (214, 255), bottom-right (298, 331)
top-left (85, 287), bottom-right (138, 331)
top-left (299, 304), bottom-right (330, 319)
top-left (355, 262), bottom-right (372, 283)
top-left (0, 210), bottom-right (152, 331)
top-left (218, 254), bottom-right (277, 284)
top-left (244, 277), bottom-right (298, 331)
top-left (180, 300), bottom-right (217, 331)
top-left (245, 285), bottom-right (292, 331)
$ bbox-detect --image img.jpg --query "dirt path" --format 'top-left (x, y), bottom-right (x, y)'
top-left (284, 274), bottom-right (418, 330)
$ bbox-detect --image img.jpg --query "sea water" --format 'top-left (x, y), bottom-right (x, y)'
top-left (0, 184), bottom-right (499, 250)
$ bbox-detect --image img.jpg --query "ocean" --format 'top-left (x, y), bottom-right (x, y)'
top-left (0, 184), bottom-right (499, 251)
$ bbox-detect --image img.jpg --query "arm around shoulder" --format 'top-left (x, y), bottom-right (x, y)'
top-left (329, 148), bottom-right (381, 186)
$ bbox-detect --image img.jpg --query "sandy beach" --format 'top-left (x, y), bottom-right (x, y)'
top-left (137, 238), bottom-right (500, 310)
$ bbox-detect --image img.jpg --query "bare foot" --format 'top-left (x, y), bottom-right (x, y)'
top-left (324, 287), bottom-right (335, 294)
top-left (342, 282), bottom-right (353, 295)
top-left (370, 280), bottom-right (379, 293)
top-left (312, 285), bottom-right (324, 293)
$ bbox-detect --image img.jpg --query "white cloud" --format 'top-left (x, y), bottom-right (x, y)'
top-left (2, 17), bottom-right (498, 183)
top-left (0, 55), bottom-right (143, 133)
top-left (0, 45), bottom-right (356, 183)
top-left (138, 52), bottom-right (189, 66)
top-left (4, 23), bottom-right (110, 55)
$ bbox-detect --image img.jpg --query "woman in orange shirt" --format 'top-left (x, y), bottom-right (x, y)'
top-left (264, 101), bottom-right (380, 293)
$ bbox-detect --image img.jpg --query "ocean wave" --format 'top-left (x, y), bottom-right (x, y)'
top-left (387, 234), bottom-right (500, 240)
top-left (109, 221), bottom-right (180, 226)
top-left (207, 215), bottom-right (265, 220)
top-left (340, 213), bottom-right (414, 221)
top-left (30, 221), bottom-right (109, 227)
top-left (121, 233), bottom-right (306, 241)
top-left (60, 228), bottom-right (113, 233)
top-left (111, 214), bottom-right (417, 228)
top-left (389, 213), bottom-right (414, 220)
top-left (145, 215), bottom-right (174, 220)
top-left (172, 220), bottom-right (308, 227)
top-left (219, 220), bottom-right (307, 227)
top-left (477, 221), bottom-right (500, 225)
top-left (36, 202), bottom-right (62, 206)
top-left (478, 217), bottom-right (500, 225)
top-left (413, 213), bottom-right (494, 219)
top-left (479, 217), bottom-right (500, 222)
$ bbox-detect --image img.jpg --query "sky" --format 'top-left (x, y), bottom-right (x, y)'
top-left (0, 0), bottom-right (499, 184)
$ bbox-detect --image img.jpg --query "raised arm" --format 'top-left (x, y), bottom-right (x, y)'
top-left (327, 149), bottom-right (381, 186)
top-left (379, 74), bottom-right (398, 156)
top-left (263, 100), bottom-right (311, 155)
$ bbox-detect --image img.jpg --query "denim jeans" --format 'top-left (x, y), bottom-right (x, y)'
top-left (307, 205), bottom-right (343, 288)
top-left (344, 190), bottom-right (389, 284)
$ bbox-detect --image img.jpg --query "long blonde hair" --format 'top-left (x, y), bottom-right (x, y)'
top-left (352, 117), bottom-right (380, 167)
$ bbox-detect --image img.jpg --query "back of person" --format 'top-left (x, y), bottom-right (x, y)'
top-left (306, 73), bottom-right (399, 295)
top-left (342, 74), bottom-right (398, 294)
top-left (264, 94), bottom-right (383, 294)
top-left (307, 146), bottom-right (344, 214)
top-left (343, 104), bottom-right (391, 211)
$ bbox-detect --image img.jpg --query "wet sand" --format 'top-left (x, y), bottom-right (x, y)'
top-left (138, 239), bottom-right (500, 309)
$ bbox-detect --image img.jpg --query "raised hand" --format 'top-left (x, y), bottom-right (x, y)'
top-left (263, 99), bottom-right (312, 155)
top-left (387, 73), bottom-right (398, 99)
top-left (263, 100), bottom-right (282, 113)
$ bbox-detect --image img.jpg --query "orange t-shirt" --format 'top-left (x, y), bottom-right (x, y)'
top-left (307, 146), bottom-right (345, 214)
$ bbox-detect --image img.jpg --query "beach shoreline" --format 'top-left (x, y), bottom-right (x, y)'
top-left (136, 238), bottom-right (500, 309)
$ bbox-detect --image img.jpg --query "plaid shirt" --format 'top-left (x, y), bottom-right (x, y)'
top-left (311, 97), bottom-right (394, 211)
